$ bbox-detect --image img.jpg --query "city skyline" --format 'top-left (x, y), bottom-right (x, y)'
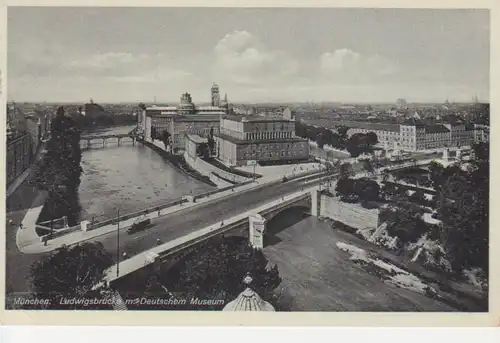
top-left (8, 7), bottom-right (489, 104)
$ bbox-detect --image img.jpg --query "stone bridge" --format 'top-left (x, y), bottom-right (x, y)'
top-left (108, 189), bottom-right (320, 288)
top-left (80, 133), bottom-right (137, 149)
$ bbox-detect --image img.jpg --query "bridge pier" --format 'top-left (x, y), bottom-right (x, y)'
top-left (117, 138), bottom-right (121, 146)
top-left (311, 189), bottom-right (320, 217)
top-left (249, 214), bottom-right (266, 250)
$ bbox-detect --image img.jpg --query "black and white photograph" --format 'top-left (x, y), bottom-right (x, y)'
top-left (3, 6), bottom-right (490, 317)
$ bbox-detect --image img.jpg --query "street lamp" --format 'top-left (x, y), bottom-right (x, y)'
top-left (116, 208), bottom-right (120, 278)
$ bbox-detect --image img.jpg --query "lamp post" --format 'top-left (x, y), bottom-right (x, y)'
top-left (116, 209), bottom-right (120, 278)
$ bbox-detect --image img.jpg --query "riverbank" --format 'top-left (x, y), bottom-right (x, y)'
top-left (140, 139), bottom-right (217, 187)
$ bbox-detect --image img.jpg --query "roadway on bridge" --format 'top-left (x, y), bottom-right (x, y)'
top-left (70, 151), bottom-right (440, 261)
top-left (91, 175), bottom-right (330, 262)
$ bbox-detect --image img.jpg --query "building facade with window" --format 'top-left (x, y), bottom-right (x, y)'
top-left (215, 115), bottom-right (309, 166)
top-left (137, 85), bottom-right (228, 151)
top-left (339, 119), bottom-right (475, 152)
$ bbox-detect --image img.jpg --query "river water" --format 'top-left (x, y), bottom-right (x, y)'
top-left (78, 125), bottom-right (214, 222)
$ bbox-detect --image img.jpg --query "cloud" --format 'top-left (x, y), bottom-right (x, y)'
top-left (319, 48), bottom-right (397, 81)
top-left (64, 52), bottom-right (192, 83)
top-left (214, 30), bottom-right (298, 85)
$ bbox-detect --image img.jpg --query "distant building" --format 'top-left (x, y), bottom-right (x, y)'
top-left (138, 84), bottom-right (228, 151)
top-left (336, 118), bottom-right (475, 151)
top-left (396, 98), bottom-right (407, 110)
top-left (185, 134), bottom-right (209, 160)
top-left (211, 83), bottom-right (220, 107)
top-left (474, 124), bottom-right (489, 143)
top-left (282, 107), bottom-right (294, 120)
top-left (215, 114), bottom-right (309, 166)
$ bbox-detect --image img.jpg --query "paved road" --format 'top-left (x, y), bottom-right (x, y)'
top-left (5, 172), bottom-right (46, 294)
top-left (92, 176), bottom-right (328, 262)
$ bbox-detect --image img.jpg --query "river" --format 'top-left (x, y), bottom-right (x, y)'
top-left (78, 125), bottom-right (214, 222)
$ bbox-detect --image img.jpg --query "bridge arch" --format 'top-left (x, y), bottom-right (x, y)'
top-left (262, 205), bottom-right (311, 247)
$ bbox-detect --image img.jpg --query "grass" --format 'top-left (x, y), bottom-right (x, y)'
top-left (212, 172), bottom-right (238, 185)
top-left (204, 157), bottom-right (261, 179)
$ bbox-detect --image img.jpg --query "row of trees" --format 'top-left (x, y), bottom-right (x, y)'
top-left (164, 237), bottom-right (281, 309)
top-left (74, 113), bottom-right (137, 129)
top-left (195, 127), bottom-right (217, 160)
top-left (33, 106), bottom-right (83, 226)
top-left (295, 121), bottom-right (378, 157)
top-left (29, 242), bottom-right (114, 309)
top-left (335, 143), bottom-right (489, 276)
top-left (432, 143), bottom-right (489, 274)
top-left (27, 237), bottom-right (282, 310)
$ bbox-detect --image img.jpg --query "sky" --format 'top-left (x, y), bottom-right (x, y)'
top-left (7, 7), bottom-right (490, 104)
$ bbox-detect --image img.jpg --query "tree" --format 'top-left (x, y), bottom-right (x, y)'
top-left (428, 161), bottom-right (445, 190)
top-left (161, 130), bottom-right (170, 149)
top-left (337, 125), bottom-right (349, 143)
top-left (354, 178), bottom-right (380, 203)
top-left (366, 131), bottom-right (379, 146)
top-left (409, 189), bottom-right (427, 206)
top-left (335, 178), bottom-right (357, 202)
top-left (382, 182), bottom-right (398, 201)
top-left (168, 237), bottom-right (282, 308)
top-left (150, 126), bottom-right (157, 140)
top-left (437, 142), bottom-right (489, 274)
top-left (384, 206), bottom-right (429, 246)
top-left (339, 162), bottom-right (355, 179)
top-left (361, 158), bottom-right (375, 176)
top-left (33, 106), bottom-right (83, 225)
top-left (207, 128), bottom-right (216, 156)
top-left (345, 133), bottom-right (367, 157)
top-left (30, 242), bottom-right (113, 308)
top-left (316, 132), bottom-right (326, 149)
top-left (382, 169), bottom-right (390, 183)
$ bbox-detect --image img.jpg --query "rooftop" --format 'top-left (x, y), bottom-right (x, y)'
top-left (335, 120), bottom-right (400, 132)
top-left (174, 116), bottom-right (220, 123)
top-left (216, 133), bottom-right (307, 145)
top-left (223, 115), bottom-right (292, 123)
top-left (146, 105), bottom-right (225, 115)
top-left (424, 124), bottom-right (450, 133)
top-left (401, 118), bottom-right (426, 127)
top-left (186, 134), bottom-right (208, 144)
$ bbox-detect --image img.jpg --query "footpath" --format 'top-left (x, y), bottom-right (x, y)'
top-left (16, 164), bottom-right (324, 255)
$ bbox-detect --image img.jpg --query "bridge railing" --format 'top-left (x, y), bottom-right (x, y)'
top-left (43, 166), bottom-right (326, 242)
top-left (88, 198), bottom-right (189, 231)
top-left (105, 190), bottom-right (315, 282)
top-left (156, 192), bottom-right (312, 264)
top-left (157, 217), bottom-right (249, 264)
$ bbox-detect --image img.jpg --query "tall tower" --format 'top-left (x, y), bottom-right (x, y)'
top-left (211, 82), bottom-right (220, 107)
top-left (221, 93), bottom-right (229, 114)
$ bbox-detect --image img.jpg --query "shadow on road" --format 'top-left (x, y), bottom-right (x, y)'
top-left (264, 206), bottom-right (310, 248)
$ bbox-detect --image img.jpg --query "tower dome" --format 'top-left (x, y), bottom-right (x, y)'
top-left (222, 275), bottom-right (275, 312)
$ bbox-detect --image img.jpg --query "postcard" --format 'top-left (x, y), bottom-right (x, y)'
top-left (1, 1), bottom-right (497, 326)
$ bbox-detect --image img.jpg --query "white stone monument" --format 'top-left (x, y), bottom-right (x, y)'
top-left (248, 214), bottom-right (266, 250)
